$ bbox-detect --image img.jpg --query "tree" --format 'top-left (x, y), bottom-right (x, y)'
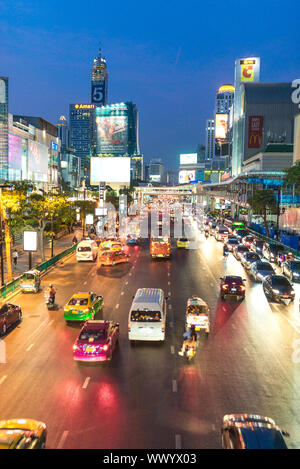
top-left (248, 189), bottom-right (277, 237)
top-left (284, 161), bottom-right (300, 187)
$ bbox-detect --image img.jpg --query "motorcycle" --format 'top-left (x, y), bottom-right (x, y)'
top-left (223, 249), bottom-right (229, 257)
top-left (183, 343), bottom-right (196, 361)
top-left (45, 292), bottom-right (57, 310)
top-left (205, 231), bottom-right (209, 238)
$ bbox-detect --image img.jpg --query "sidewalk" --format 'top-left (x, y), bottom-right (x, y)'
top-left (2, 229), bottom-right (83, 284)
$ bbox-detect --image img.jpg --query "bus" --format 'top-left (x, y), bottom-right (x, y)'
top-left (224, 219), bottom-right (245, 234)
top-left (150, 237), bottom-right (171, 259)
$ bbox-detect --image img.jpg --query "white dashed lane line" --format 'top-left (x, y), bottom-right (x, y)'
top-left (175, 434), bottom-right (182, 449)
top-left (57, 431), bottom-right (69, 449)
top-left (26, 344), bottom-right (34, 352)
top-left (115, 304), bottom-right (119, 309)
top-left (82, 377), bottom-right (91, 389)
top-left (172, 379), bottom-right (177, 392)
top-left (0, 375), bottom-right (7, 385)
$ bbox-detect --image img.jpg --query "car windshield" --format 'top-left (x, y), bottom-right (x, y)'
top-left (79, 329), bottom-right (106, 341)
top-left (272, 277), bottom-right (290, 286)
top-left (236, 230), bottom-right (248, 236)
top-left (78, 246), bottom-right (91, 252)
top-left (238, 246), bottom-right (249, 251)
top-left (187, 305), bottom-right (209, 315)
top-left (257, 263), bottom-right (273, 271)
top-left (24, 274), bottom-right (35, 280)
top-left (246, 253), bottom-right (259, 259)
top-left (228, 239), bottom-right (238, 244)
top-left (290, 262), bottom-right (300, 272)
top-left (131, 310), bottom-right (161, 322)
top-left (179, 238), bottom-right (188, 242)
top-left (225, 277), bottom-right (243, 285)
top-left (68, 298), bottom-right (89, 306)
top-left (255, 241), bottom-right (264, 247)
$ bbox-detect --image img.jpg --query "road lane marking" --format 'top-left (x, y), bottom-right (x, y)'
top-left (168, 281), bottom-right (171, 286)
top-left (125, 281), bottom-right (128, 285)
top-left (26, 344), bottom-right (34, 352)
top-left (170, 345), bottom-right (175, 354)
top-left (175, 434), bottom-right (182, 449)
top-left (115, 304), bottom-right (119, 309)
top-left (48, 319), bottom-right (54, 326)
top-left (0, 375), bottom-right (7, 385)
top-left (57, 430), bottom-right (69, 449)
top-left (26, 319), bottom-right (49, 342)
top-left (83, 281), bottom-right (87, 285)
top-left (82, 377), bottom-right (90, 389)
top-left (168, 291), bottom-right (171, 296)
top-left (121, 292), bottom-right (124, 296)
top-left (168, 304), bottom-right (172, 310)
top-left (172, 379), bottom-right (177, 392)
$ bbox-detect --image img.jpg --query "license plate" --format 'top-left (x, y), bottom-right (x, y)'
top-left (158, 254), bottom-right (163, 257)
top-left (72, 310), bottom-right (79, 314)
top-left (86, 346), bottom-right (93, 353)
top-left (231, 288), bottom-right (236, 292)
top-left (195, 326), bottom-right (201, 331)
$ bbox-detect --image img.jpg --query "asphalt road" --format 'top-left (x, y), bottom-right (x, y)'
top-left (1, 218), bottom-right (300, 449)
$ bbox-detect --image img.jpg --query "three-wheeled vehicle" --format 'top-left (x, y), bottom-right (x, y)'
top-left (185, 296), bottom-right (210, 335)
top-left (20, 269), bottom-right (41, 293)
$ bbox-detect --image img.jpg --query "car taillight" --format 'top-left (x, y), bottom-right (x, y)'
top-left (103, 344), bottom-right (109, 352)
top-left (161, 324), bottom-right (165, 332)
top-left (240, 286), bottom-right (245, 291)
top-left (222, 284), bottom-right (228, 289)
top-left (72, 344), bottom-right (78, 351)
top-left (128, 322), bottom-right (131, 331)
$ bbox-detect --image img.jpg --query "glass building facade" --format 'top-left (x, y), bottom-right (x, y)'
top-left (0, 77), bottom-right (9, 180)
top-left (69, 104), bottom-right (95, 180)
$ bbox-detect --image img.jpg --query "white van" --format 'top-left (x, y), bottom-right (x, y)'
top-left (128, 288), bottom-right (167, 343)
top-left (76, 240), bottom-right (98, 262)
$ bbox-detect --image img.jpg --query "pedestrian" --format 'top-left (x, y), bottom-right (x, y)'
top-left (12, 249), bottom-right (18, 266)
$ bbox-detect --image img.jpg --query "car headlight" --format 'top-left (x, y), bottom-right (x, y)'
top-left (293, 273), bottom-right (299, 277)
top-left (272, 289), bottom-right (280, 294)
top-left (257, 273), bottom-right (263, 279)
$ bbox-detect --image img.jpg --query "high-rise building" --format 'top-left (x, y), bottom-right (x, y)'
top-left (0, 77), bottom-right (9, 180)
top-left (149, 158), bottom-right (164, 184)
top-left (215, 84), bottom-right (234, 114)
top-left (91, 48), bottom-right (108, 106)
top-left (69, 103), bottom-right (95, 180)
top-left (232, 57), bottom-right (260, 176)
top-left (57, 115), bottom-right (69, 149)
top-left (205, 119), bottom-right (215, 160)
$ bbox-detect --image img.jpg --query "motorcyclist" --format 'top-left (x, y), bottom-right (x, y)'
top-left (47, 284), bottom-right (56, 305)
top-left (178, 324), bottom-right (197, 356)
top-left (205, 228), bottom-right (209, 238)
top-left (72, 235), bottom-right (78, 245)
top-left (223, 244), bottom-right (229, 256)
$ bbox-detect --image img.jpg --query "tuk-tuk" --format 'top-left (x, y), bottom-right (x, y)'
top-left (20, 269), bottom-right (41, 293)
top-left (185, 296), bottom-right (210, 335)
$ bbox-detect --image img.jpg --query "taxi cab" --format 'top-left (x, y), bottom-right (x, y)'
top-left (185, 296), bottom-right (210, 334)
top-left (110, 242), bottom-right (123, 252)
top-left (64, 292), bottom-right (104, 322)
top-left (177, 238), bottom-right (189, 249)
top-left (73, 320), bottom-right (119, 362)
top-left (98, 250), bottom-right (129, 266)
top-left (0, 418), bottom-right (47, 449)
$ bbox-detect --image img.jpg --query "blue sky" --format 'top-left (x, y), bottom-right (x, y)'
top-left (0, 0), bottom-right (299, 169)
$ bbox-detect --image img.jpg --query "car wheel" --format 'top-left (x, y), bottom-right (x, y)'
top-left (18, 311), bottom-right (22, 322)
top-left (1, 323), bottom-right (7, 335)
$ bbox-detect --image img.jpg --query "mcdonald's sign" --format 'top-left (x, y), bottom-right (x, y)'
top-left (248, 116), bottom-right (263, 148)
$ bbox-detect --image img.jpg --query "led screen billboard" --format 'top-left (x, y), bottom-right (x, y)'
top-left (179, 170), bottom-right (196, 184)
top-left (90, 157), bottom-right (131, 184)
top-left (8, 133), bottom-right (22, 170)
top-left (28, 140), bottom-right (48, 182)
top-left (180, 153), bottom-right (197, 165)
top-left (96, 114), bottom-right (128, 155)
top-left (215, 114), bottom-right (228, 140)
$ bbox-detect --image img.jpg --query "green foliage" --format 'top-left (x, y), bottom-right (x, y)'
top-left (284, 162), bottom-right (300, 188)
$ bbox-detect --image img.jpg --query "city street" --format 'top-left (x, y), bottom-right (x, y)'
top-left (1, 219), bottom-right (300, 449)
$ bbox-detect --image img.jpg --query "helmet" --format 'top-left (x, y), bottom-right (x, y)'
top-left (190, 324), bottom-right (196, 330)
top-left (49, 284), bottom-right (53, 288)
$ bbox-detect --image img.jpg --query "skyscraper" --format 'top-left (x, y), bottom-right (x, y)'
top-left (91, 48), bottom-right (108, 106)
top-left (57, 115), bottom-right (69, 149)
top-left (215, 84), bottom-right (234, 114)
top-left (205, 119), bottom-right (215, 160)
top-left (0, 77), bottom-right (9, 180)
top-left (69, 104), bottom-right (95, 180)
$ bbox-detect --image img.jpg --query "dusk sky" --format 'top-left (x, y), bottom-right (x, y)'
top-left (1, 0), bottom-right (299, 170)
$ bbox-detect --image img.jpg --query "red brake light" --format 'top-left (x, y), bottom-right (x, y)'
top-left (222, 284), bottom-right (228, 289)
top-left (72, 344), bottom-right (78, 351)
top-left (103, 344), bottom-right (109, 351)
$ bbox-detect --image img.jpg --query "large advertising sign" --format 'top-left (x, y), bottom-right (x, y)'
top-left (96, 114), bottom-right (128, 155)
top-left (180, 153), bottom-right (197, 165)
top-left (215, 114), bottom-right (228, 140)
top-left (8, 133), bottom-right (22, 170)
top-left (179, 170), bottom-right (196, 184)
top-left (240, 59), bottom-right (256, 82)
top-left (91, 81), bottom-right (106, 105)
top-left (248, 116), bottom-right (263, 148)
top-left (28, 140), bottom-right (48, 182)
top-left (90, 157), bottom-right (131, 184)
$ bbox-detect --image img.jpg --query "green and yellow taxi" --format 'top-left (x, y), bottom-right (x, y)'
top-left (64, 292), bottom-right (104, 322)
top-left (177, 238), bottom-right (189, 249)
top-left (0, 418), bottom-right (47, 449)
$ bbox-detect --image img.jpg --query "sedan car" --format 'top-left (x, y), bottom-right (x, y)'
top-left (0, 303), bottom-right (22, 335)
top-left (242, 235), bottom-right (255, 248)
top-left (73, 320), bottom-right (119, 362)
top-left (126, 235), bottom-right (139, 245)
top-left (177, 238), bottom-right (189, 249)
top-left (0, 419), bottom-right (47, 449)
top-left (233, 229), bottom-right (248, 240)
top-left (249, 261), bottom-right (275, 282)
top-left (250, 239), bottom-right (265, 255)
top-left (225, 237), bottom-right (240, 252)
top-left (262, 275), bottom-right (295, 303)
top-left (240, 252), bottom-right (261, 269)
top-left (222, 414), bottom-right (288, 449)
top-left (98, 250), bottom-right (129, 266)
top-left (220, 275), bottom-right (246, 300)
top-left (233, 244), bottom-right (249, 260)
top-left (64, 292), bottom-right (104, 322)
top-left (282, 260), bottom-right (300, 282)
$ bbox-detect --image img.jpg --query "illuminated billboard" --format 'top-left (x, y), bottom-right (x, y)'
top-left (248, 116), bottom-right (263, 148)
top-left (90, 157), bottom-right (131, 184)
top-left (215, 114), bottom-right (228, 140)
top-left (180, 153), bottom-right (197, 165)
top-left (28, 140), bottom-right (48, 182)
top-left (8, 133), bottom-right (22, 170)
top-left (96, 103), bottom-right (128, 155)
top-left (179, 170), bottom-right (196, 184)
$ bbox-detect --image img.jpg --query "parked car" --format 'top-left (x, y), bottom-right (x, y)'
top-left (262, 275), bottom-right (295, 303)
top-left (221, 414), bottom-right (289, 449)
top-left (263, 243), bottom-right (285, 263)
top-left (233, 244), bottom-right (249, 260)
top-left (249, 261), bottom-right (275, 282)
top-left (282, 260), bottom-right (300, 282)
top-left (240, 252), bottom-right (261, 269)
top-left (220, 275), bottom-right (246, 300)
top-left (0, 303), bottom-right (22, 335)
top-left (250, 239), bottom-right (265, 255)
